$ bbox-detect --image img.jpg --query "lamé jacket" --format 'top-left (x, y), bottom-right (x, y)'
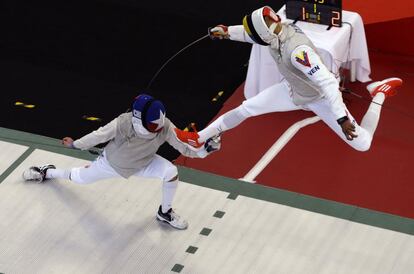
top-left (228, 24), bottom-right (346, 119)
top-left (73, 112), bottom-right (206, 178)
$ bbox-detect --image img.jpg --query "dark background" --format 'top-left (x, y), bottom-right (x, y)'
top-left (0, 0), bottom-right (283, 159)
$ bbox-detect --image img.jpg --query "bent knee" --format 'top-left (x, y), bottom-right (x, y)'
top-left (348, 129), bottom-right (373, 152)
top-left (354, 143), bottom-right (371, 152)
top-left (350, 139), bottom-right (372, 152)
top-left (165, 164), bottom-right (178, 182)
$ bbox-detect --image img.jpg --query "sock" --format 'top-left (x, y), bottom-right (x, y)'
top-left (45, 168), bottom-right (71, 180)
top-left (161, 180), bottom-right (178, 213)
top-left (198, 116), bottom-right (225, 143)
top-left (198, 106), bottom-right (250, 142)
top-left (361, 92), bottom-right (385, 136)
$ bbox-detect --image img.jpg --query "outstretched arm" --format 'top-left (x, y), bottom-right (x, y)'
top-left (165, 122), bottom-right (220, 158)
top-left (209, 25), bottom-right (255, 44)
top-left (62, 118), bottom-right (118, 150)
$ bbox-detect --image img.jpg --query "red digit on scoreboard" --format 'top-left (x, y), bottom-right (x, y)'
top-left (331, 11), bottom-right (341, 26)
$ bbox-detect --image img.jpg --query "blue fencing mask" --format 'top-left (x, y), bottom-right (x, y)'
top-left (132, 94), bottom-right (166, 133)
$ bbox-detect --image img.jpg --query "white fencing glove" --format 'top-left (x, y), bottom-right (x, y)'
top-left (208, 25), bottom-right (229, 40)
top-left (204, 135), bottom-right (221, 153)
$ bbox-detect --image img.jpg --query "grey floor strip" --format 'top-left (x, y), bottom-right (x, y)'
top-left (186, 246), bottom-right (198, 254)
top-left (0, 147), bottom-right (34, 183)
top-left (213, 211), bottom-right (225, 218)
top-left (200, 228), bottom-right (212, 236)
top-left (227, 193), bottom-right (238, 200)
top-left (171, 264), bottom-right (184, 273)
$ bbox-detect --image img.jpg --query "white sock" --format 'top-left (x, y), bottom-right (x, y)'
top-left (361, 92), bottom-right (385, 136)
top-left (198, 116), bottom-right (226, 143)
top-left (45, 168), bottom-right (71, 180)
top-left (198, 106), bottom-right (250, 142)
top-left (161, 180), bottom-right (178, 213)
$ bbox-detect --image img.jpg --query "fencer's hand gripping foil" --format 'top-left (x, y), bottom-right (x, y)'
top-left (208, 25), bottom-right (229, 40)
top-left (204, 135), bottom-right (222, 153)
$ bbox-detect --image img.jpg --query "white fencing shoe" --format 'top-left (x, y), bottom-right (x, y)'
top-left (366, 77), bottom-right (402, 98)
top-left (22, 164), bottom-right (56, 183)
top-left (156, 206), bottom-right (188, 230)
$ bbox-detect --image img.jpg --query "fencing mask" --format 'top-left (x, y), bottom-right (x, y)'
top-left (132, 94), bottom-right (166, 134)
top-left (242, 6), bottom-right (281, 46)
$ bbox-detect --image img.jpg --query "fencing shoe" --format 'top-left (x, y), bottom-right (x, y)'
top-left (174, 124), bottom-right (204, 148)
top-left (367, 77), bottom-right (402, 98)
top-left (22, 164), bottom-right (56, 183)
top-left (156, 205), bottom-right (188, 230)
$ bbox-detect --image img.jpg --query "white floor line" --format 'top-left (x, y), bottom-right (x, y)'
top-left (241, 116), bottom-right (321, 183)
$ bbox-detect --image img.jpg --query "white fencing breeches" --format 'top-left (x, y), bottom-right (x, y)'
top-left (67, 153), bottom-right (177, 185)
top-left (45, 152), bottom-right (179, 213)
top-left (199, 80), bottom-right (383, 151)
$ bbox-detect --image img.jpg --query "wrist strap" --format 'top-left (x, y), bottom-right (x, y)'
top-left (337, 116), bottom-right (349, 125)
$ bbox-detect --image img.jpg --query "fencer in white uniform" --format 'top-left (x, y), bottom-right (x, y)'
top-left (175, 6), bottom-right (402, 152)
top-left (22, 94), bottom-right (220, 229)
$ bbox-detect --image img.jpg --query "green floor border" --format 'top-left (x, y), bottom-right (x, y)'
top-left (1, 126), bottom-right (414, 235)
top-left (0, 127), bottom-right (96, 162)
